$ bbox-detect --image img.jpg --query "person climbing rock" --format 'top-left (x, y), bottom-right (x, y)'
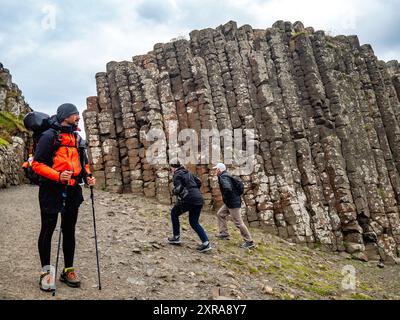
top-left (31, 103), bottom-right (96, 291)
top-left (167, 161), bottom-right (212, 253)
top-left (213, 163), bottom-right (255, 249)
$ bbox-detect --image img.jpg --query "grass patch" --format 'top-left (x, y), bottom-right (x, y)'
top-left (326, 41), bottom-right (338, 49)
top-left (306, 282), bottom-right (337, 296)
top-left (291, 31), bottom-right (307, 39)
top-left (205, 224), bottom-right (396, 300)
top-left (289, 31), bottom-right (308, 52)
top-left (351, 292), bottom-right (373, 300)
top-left (0, 111), bottom-right (28, 143)
top-left (6, 89), bottom-right (20, 99)
top-left (358, 282), bottom-right (372, 292)
top-left (378, 187), bottom-right (385, 199)
top-left (313, 241), bottom-right (322, 249)
top-left (0, 137), bottom-right (10, 146)
top-left (364, 123), bottom-right (373, 132)
top-left (325, 36), bottom-right (338, 49)
top-left (248, 265), bottom-right (259, 274)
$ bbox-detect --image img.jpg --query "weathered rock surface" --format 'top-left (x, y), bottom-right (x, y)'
top-left (0, 64), bottom-right (30, 116)
top-left (0, 63), bottom-right (31, 188)
top-left (83, 21), bottom-right (400, 262)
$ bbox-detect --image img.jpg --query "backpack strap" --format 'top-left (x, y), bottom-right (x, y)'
top-left (47, 128), bottom-right (62, 165)
top-left (74, 131), bottom-right (80, 148)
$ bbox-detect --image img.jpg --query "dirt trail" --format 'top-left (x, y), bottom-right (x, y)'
top-left (0, 184), bottom-right (399, 300)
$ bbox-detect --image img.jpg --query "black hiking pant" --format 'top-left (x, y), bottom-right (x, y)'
top-left (171, 203), bottom-right (209, 243)
top-left (38, 183), bottom-right (84, 269)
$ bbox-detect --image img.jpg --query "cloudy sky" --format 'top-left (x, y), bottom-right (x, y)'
top-left (0, 0), bottom-right (399, 135)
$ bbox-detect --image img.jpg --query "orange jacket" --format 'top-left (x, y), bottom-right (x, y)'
top-left (32, 129), bottom-right (90, 186)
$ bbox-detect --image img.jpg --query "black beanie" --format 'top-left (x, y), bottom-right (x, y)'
top-left (56, 103), bottom-right (79, 122)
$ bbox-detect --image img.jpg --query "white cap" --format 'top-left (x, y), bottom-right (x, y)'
top-left (213, 163), bottom-right (226, 171)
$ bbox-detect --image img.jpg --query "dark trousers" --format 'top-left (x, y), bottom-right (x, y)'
top-left (38, 183), bottom-right (83, 268)
top-left (171, 203), bottom-right (209, 243)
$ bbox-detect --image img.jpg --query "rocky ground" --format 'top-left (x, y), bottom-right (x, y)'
top-left (0, 184), bottom-right (399, 300)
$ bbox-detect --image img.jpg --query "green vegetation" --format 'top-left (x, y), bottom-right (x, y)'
top-left (313, 241), bottom-right (322, 249)
top-left (207, 219), bottom-right (398, 300)
top-left (351, 292), bottom-right (373, 300)
top-left (291, 31), bottom-right (307, 39)
top-left (378, 187), bottom-right (385, 199)
top-left (364, 123), bottom-right (373, 132)
top-left (326, 41), bottom-right (338, 49)
top-left (0, 137), bottom-right (10, 146)
top-left (0, 111), bottom-right (28, 144)
top-left (6, 89), bottom-right (20, 99)
top-left (325, 36), bottom-right (338, 49)
top-left (288, 31), bottom-right (308, 52)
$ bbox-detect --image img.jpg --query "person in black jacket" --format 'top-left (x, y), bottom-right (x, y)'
top-left (32, 103), bottom-right (95, 292)
top-left (214, 163), bottom-right (255, 249)
top-left (167, 161), bottom-right (211, 252)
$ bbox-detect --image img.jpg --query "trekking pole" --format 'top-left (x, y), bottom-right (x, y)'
top-left (89, 174), bottom-right (101, 290)
top-left (53, 186), bottom-right (67, 297)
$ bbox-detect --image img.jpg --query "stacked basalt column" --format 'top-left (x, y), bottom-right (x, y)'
top-left (386, 61), bottom-right (400, 100)
top-left (106, 61), bottom-right (132, 193)
top-left (154, 44), bottom-right (180, 203)
top-left (190, 30), bottom-right (225, 209)
top-left (127, 55), bottom-right (160, 200)
top-left (125, 63), bottom-right (145, 195)
top-left (82, 97), bottom-right (105, 189)
top-left (83, 71), bottom-right (123, 193)
top-left (286, 22), bottom-right (345, 250)
top-left (359, 45), bottom-right (400, 262)
top-left (213, 23), bottom-right (266, 229)
top-left (84, 21), bottom-right (400, 263)
top-left (138, 54), bottom-right (171, 204)
top-left (248, 29), bottom-right (279, 235)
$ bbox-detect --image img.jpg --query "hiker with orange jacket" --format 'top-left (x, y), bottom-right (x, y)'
top-left (32, 103), bottom-right (95, 292)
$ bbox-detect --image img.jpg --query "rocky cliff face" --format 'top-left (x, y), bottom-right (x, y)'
top-left (0, 63), bottom-right (31, 188)
top-left (83, 21), bottom-right (400, 263)
top-left (0, 63), bottom-right (30, 116)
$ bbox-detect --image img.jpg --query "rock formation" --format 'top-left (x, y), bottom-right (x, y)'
top-left (0, 63), bottom-right (31, 188)
top-left (83, 21), bottom-right (400, 263)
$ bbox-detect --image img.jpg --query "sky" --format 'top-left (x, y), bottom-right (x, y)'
top-left (0, 0), bottom-right (399, 137)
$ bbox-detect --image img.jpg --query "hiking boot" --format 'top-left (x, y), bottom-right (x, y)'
top-left (240, 241), bottom-right (256, 249)
top-left (60, 267), bottom-right (81, 288)
top-left (39, 271), bottom-right (55, 292)
top-left (215, 233), bottom-right (230, 240)
top-left (167, 235), bottom-right (181, 245)
top-left (196, 242), bottom-right (212, 253)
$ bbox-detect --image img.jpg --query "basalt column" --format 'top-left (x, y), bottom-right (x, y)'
top-left (84, 21), bottom-right (400, 263)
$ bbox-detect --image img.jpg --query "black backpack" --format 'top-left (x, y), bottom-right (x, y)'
top-left (229, 175), bottom-right (244, 196)
top-left (23, 112), bottom-right (53, 185)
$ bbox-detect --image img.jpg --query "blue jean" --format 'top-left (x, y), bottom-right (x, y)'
top-left (171, 203), bottom-right (209, 243)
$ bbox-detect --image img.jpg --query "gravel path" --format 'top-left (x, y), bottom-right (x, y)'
top-left (1, 184), bottom-right (399, 300)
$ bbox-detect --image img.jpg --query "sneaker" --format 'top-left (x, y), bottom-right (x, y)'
top-left (39, 271), bottom-right (55, 292)
top-left (240, 241), bottom-right (256, 249)
top-left (167, 235), bottom-right (181, 245)
top-left (60, 267), bottom-right (81, 288)
top-left (196, 242), bottom-right (212, 253)
top-left (215, 233), bottom-right (230, 240)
